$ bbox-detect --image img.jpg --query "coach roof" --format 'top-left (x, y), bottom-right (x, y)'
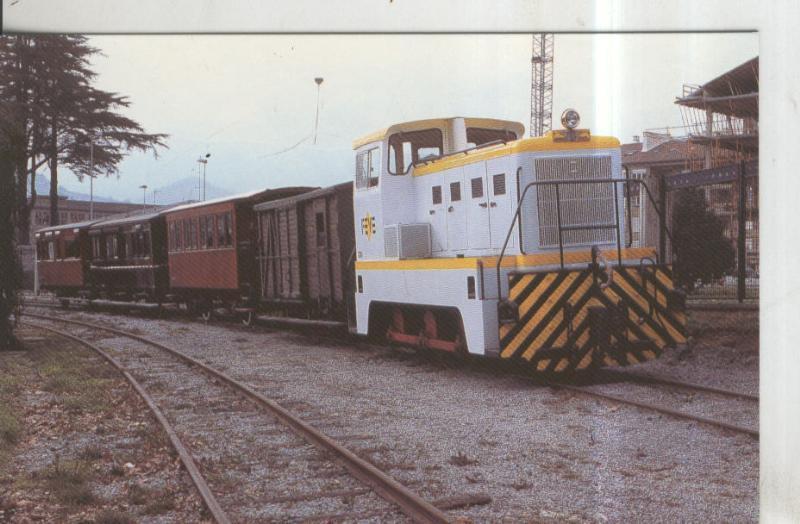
top-left (165, 186), bottom-right (315, 215)
top-left (253, 182), bottom-right (353, 212)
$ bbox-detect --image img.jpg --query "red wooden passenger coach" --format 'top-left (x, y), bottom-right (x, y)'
top-left (35, 220), bottom-right (97, 296)
top-left (163, 188), bottom-right (312, 309)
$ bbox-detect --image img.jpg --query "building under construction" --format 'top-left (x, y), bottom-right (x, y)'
top-left (622, 57), bottom-right (758, 301)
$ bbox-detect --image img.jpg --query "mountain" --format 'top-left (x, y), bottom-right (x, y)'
top-left (150, 177), bottom-right (234, 205)
top-left (31, 174), bottom-right (121, 203)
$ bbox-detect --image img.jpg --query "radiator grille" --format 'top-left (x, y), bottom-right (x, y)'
top-left (535, 156), bottom-right (615, 247)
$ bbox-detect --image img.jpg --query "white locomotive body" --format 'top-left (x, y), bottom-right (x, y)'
top-left (352, 115), bottom-right (686, 372)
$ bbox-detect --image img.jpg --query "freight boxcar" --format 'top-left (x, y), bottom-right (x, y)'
top-left (35, 219), bottom-right (99, 297)
top-left (87, 210), bottom-right (169, 300)
top-left (164, 187), bottom-right (313, 316)
top-left (254, 182), bottom-right (355, 321)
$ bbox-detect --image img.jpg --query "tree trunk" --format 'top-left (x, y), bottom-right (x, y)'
top-left (48, 120), bottom-right (59, 227)
top-left (0, 144), bottom-right (20, 350)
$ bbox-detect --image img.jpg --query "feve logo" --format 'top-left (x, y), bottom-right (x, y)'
top-left (361, 213), bottom-right (376, 240)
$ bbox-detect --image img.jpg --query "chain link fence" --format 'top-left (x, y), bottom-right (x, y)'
top-left (662, 160), bottom-right (758, 303)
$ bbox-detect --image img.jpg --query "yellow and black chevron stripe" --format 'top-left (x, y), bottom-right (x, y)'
top-left (499, 265), bottom-right (686, 373)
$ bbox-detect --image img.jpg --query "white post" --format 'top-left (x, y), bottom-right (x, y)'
top-left (89, 140), bottom-right (94, 219)
top-left (33, 243), bottom-right (39, 296)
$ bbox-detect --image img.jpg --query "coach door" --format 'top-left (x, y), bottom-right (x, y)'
top-left (444, 169), bottom-right (467, 251)
top-left (465, 162), bottom-right (490, 249)
top-left (420, 174), bottom-right (446, 253)
top-left (487, 158), bottom-right (516, 250)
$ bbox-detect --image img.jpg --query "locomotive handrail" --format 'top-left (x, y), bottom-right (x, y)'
top-left (494, 177), bottom-right (673, 301)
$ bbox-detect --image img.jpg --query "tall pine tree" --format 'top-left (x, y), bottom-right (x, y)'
top-left (0, 35), bottom-right (167, 237)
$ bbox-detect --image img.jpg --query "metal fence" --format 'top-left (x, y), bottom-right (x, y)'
top-left (661, 160), bottom-right (758, 302)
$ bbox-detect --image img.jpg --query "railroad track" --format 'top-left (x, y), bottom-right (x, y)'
top-left (23, 312), bottom-right (451, 524)
top-left (23, 300), bottom-right (759, 441)
top-left (542, 370), bottom-right (759, 439)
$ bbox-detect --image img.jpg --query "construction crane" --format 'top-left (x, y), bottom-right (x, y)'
top-left (530, 34), bottom-right (554, 137)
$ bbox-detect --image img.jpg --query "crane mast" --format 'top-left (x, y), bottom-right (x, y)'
top-left (530, 34), bottom-right (554, 137)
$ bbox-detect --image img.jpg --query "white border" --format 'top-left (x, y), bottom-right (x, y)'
top-left (3, 1), bottom-right (798, 521)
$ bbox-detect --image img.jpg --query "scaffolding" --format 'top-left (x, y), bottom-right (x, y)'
top-left (530, 34), bottom-right (554, 137)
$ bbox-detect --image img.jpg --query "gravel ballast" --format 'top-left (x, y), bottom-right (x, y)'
top-left (34, 308), bottom-right (758, 522)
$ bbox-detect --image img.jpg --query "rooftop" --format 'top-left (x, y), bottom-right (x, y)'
top-left (621, 138), bottom-right (704, 166)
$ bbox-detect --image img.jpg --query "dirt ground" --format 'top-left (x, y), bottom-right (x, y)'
top-left (0, 325), bottom-right (206, 523)
top-left (646, 308), bottom-right (759, 395)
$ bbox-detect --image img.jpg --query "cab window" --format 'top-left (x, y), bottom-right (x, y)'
top-left (388, 129), bottom-right (443, 175)
top-left (466, 127), bottom-right (517, 148)
top-left (356, 147), bottom-right (381, 189)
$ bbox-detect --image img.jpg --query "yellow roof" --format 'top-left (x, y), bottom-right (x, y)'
top-left (352, 117), bottom-right (525, 150)
top-left (412, 131), bottom-right (620, 176)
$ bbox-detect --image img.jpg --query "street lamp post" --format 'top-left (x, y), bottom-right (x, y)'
top-left (197, 153), bottom-right (210, 201)
top-left (89, 140), bottom-right (94, 219)
top-left (139, 184), bottom-right (148, 207)
top-left (313, 77), bottom-right (324, 145)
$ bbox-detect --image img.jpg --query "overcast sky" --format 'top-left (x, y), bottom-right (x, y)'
top-left (59, 32), bottom-right (757, 202)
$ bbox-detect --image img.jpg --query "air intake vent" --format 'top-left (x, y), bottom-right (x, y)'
top-left (384, 223), bottom-right (431, 259)
top-left (535, 156), bottom-right (615, 247)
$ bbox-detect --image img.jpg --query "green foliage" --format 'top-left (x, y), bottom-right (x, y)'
top-left (41, 458), bottom-right (96, 505)
top-left (672, 188), bottom-right (736, 290)
top-left (0, 405), bottom-right (20, 444)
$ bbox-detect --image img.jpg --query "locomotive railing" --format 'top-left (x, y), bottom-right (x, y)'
top-left (495, 177), bottom-right (673, 300)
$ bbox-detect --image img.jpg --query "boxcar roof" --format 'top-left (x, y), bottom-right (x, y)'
top-left (164, 187), bottom-right (314, 215)
top-left (253, 182), bottom-right (352, 212)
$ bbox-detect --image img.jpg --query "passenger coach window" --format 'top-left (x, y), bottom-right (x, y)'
top-left (217, 213), bottom-right (233, 247)
top-left (388, 129), bottom-right (443, 175)
top-left (355, 147), bottom-right (380, 189)
top-left (65, 239), bottom-right (79, 259)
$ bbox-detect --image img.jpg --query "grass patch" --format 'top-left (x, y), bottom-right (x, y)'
top-left (40, 458), bottom-right (96, 506)
top-left (448, 451), bottom-right (478, 467)
top-left (79, 444), bottom-right (106, 461)
top-left (143, 497), bottom-right (175, 515)
top-left (0, 405), bottom-right (21, 444)
top-left (94, 509), bottom-right (135, 524)
top-left (128, 483), bottom-right (160, 506)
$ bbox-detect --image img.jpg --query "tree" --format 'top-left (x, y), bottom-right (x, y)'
top-left (672, 187), bottom-right (736, 291)
top-left (0, 97), bottom-right (23, 349)
top-left (0, 35), bottom-right (167, 238)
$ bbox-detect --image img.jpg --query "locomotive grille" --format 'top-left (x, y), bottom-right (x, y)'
top-left (535, 156), bottom-right (615, 248)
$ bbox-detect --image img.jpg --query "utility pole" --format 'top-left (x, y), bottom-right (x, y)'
top-left (530, 34), bottom-right (554, 137)
top-left (197, 153), bottom-right (210, 201)
top-left (313, 77), bottom-right (324, 145)
top-left (89, 140), bottom-right (94, 219)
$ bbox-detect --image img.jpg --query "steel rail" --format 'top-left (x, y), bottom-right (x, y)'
top-left (600, 369), bottom-right (759, 402)
top-left (23, 321), bottom-right (231, 524)
top-left (545, 381), bottom-right (759, 439)
top-left (23, 312), bottom-right (450, 524)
